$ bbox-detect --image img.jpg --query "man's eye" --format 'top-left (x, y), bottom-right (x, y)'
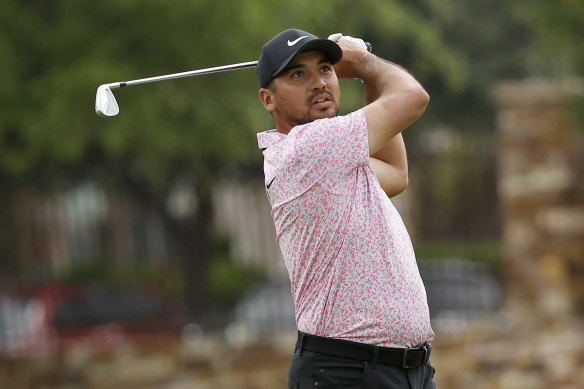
top-left (321, 65), bottom-right (332, 72)
top-left (291, 70), bottom-right (303, 78)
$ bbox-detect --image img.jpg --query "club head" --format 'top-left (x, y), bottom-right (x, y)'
top-left (95, 84), bottom-right (119, 117)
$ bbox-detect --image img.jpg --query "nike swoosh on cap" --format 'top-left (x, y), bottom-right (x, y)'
top-left (287, 36), bottom-right (309, 46)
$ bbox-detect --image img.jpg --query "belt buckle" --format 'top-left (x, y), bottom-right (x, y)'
top-left (402, 343), bottom-right (431, 369)
top-left (402, 347), bottom-right (416, 369)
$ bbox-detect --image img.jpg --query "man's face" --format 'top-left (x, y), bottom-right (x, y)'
top-left (260, 50), bottom-right (341, 133)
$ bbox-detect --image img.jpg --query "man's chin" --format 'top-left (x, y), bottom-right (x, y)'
top-left (311, 107), bottom-right (339, 121)
top-left (293, 107), bottom-right (339, 126)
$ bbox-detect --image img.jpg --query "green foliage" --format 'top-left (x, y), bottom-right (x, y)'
top-left (58, 261), bottom-right (186, 298)
top-left (1, 0), bottom-right (265, 190)
top-left (205, 257), bottom-right (266, 310)
top-left (509, 0), bottom-right (584, 77)
top-left (568, 96), bottom-right (584, 134)
top-left (4, 0), bottom-right (579, 189)
top-left (416, 240), bottom-right (500, 265)
top-left (205, 235), bottom-right (265, 310)
top-left (0, 0), bottom-right (470, 190)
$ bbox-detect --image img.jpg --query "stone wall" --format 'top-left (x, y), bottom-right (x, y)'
top-left (492, 78), bottom-right (584, 326)
top-left (2, 325), bottom-right (582, 389)
top-left (0, 334), bottom-right (294, 389)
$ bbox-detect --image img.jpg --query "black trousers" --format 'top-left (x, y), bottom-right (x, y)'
top-left (288, 345), bottom-right (437, 388)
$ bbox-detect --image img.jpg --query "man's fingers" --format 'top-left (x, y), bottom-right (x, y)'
top-left (329, 33), bottom-right (370, 52)
top-left (339, 36), bottom-right (368, 51)
top-left (327, 33), bottom-right (342, 42)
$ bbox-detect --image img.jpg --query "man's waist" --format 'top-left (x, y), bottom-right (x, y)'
top-left (295, 331), bottom-right (432, 369)
top-left (293, 293), bottom-right (433, 347)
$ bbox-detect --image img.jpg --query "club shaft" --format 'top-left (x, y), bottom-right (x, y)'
top-left (109, 61), bottom-right (258, 89)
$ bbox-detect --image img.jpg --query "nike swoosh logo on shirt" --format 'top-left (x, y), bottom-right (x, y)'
top-left (266, 177), bottom-right (276, 189)
top-left (287, 36), bottom-right (309, 46)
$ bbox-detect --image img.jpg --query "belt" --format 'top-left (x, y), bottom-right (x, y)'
top-left (295, 332), bottom-right (431, 369)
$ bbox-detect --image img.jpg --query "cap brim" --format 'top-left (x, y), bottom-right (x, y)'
top-left (271, 39), bottom-right (342, 82)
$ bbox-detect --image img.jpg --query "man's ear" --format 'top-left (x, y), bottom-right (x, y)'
top-left (259, 88), bottom-right (276, 112)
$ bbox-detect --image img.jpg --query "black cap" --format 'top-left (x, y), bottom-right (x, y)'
top-left (257, 28), bottom-right (342, 88)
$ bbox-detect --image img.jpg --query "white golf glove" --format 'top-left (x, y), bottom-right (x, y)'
top-left (328, 33), bottom-right (368, 51)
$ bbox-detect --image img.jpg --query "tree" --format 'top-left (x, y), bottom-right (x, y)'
top-left (509, 0), bottom-right (584, 77)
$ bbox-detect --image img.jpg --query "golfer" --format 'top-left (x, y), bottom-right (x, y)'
top-left (256, 28), bottom-right (436, 388)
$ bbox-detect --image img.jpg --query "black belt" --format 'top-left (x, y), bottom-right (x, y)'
top-left (295, 332), bottom-right (431, 369)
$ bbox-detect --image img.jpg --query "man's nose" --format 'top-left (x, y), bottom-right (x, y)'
top-left (312, 74), bottom-right (327, 90)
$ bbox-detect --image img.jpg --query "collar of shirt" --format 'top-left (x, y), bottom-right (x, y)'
top-left (257, 129), bottom-right (286, 150)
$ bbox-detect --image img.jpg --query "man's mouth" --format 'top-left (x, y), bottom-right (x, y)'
top-left (311, 93), bottom-right (333, 108)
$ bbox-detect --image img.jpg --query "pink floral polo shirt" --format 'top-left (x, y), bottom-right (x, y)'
top-left (257, 109), bottom-right (434, 348)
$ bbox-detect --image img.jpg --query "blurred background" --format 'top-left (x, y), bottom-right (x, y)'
top-left (1, 1), bottom-right (583, 388)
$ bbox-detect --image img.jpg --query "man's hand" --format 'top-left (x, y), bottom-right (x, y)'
top-left (328, 33), bottom-right (371, 80)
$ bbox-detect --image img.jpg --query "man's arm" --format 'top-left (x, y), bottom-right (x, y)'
top-left (363, 76), bottom-right (409, 197)
top-left (369, 136), bottom-right (408, 197)
top-left (334, 41), bottom-right (429, 155)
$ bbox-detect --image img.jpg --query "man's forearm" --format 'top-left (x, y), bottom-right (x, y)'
top-left (356, 51), bottom-right (429, 155)
top-left (363, 75), bottom-right (409, 196)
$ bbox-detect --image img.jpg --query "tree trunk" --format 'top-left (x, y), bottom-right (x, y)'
top-left (176, 191), bottom-right (214, 320)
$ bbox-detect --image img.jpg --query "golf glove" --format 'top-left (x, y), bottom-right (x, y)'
top-left (328, 33), bottom-right (368, 51)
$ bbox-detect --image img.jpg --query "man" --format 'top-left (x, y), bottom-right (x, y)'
top-left (256, 28), bottom-right (436, 388)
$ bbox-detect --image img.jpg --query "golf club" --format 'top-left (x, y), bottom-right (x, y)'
top-left (95, 42), bottom-right (372, 117)
top-left (95, 61), bottom-right (258, 117)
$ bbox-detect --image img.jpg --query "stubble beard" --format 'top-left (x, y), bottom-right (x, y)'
top-left (294, 107), bottom-right (339, 126)
top-left (293, 91), bottom-right (339, 125)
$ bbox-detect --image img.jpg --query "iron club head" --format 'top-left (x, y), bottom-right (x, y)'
top-left (95, 84), bottom-right (120, 117)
